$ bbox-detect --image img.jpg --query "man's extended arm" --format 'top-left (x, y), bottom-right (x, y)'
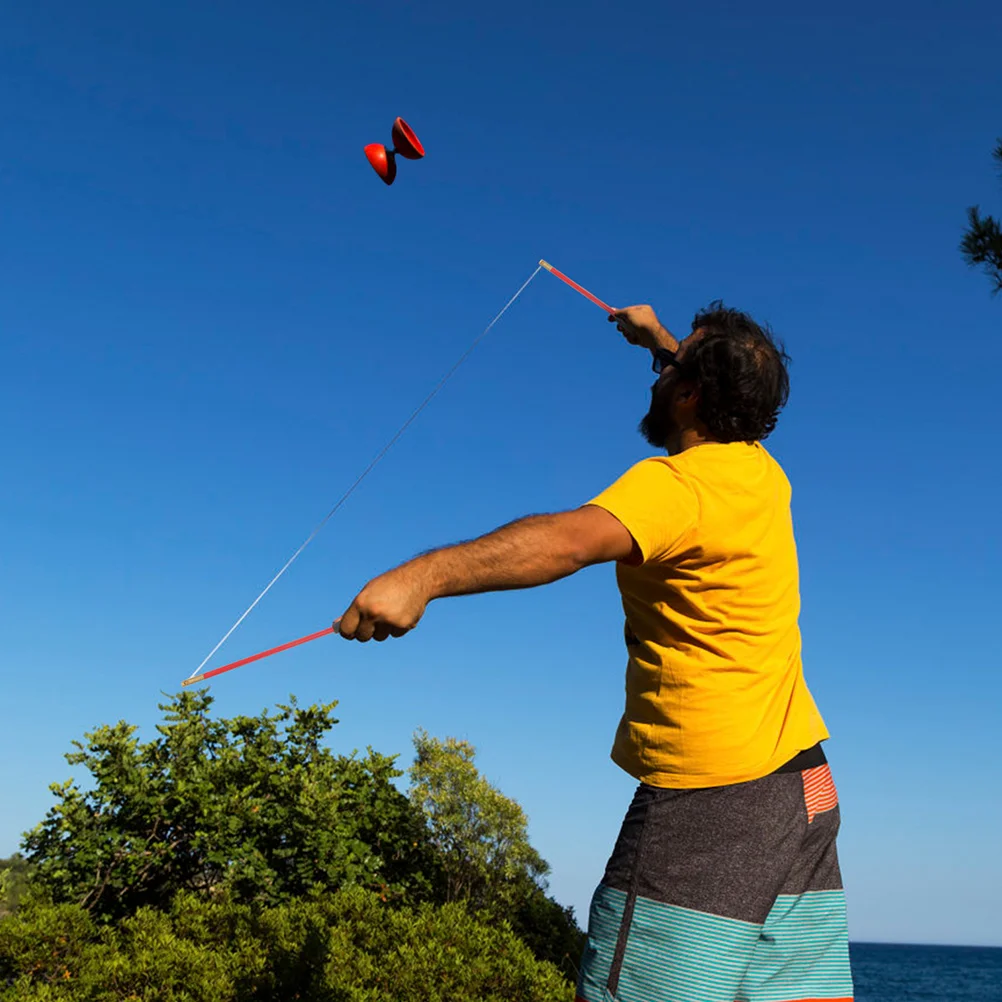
top-left (337, 505), bottom-right (638, 642)
top-left (337, 306), bottom-right (670, 643)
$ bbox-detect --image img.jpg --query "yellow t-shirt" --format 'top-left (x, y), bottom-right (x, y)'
top-left (587, 441), bottom-right (829, 789)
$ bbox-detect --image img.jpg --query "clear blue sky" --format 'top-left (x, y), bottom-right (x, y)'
top-left (2, 0), bottom-right (1000, 948)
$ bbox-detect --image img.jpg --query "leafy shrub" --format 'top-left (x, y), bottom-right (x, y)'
top-left (22, 692), bottom-right (442, 919)
top-left (8, 694), bottom-right (583, 997)
top-left (409, 731), bottom-right (585, 974)
top-left (0, 857), bottom-right (32, 918)
top-left (0, 888), bottom-right (575, 1001)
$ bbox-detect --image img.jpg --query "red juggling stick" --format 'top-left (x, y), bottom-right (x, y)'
top-left (182, 625), bottom-right (339, 686)
top-left (539, 260), bottom-right (616, 314)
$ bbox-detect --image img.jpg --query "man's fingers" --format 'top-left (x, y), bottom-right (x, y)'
top-left (337, 603), bottom-right (398, 643)
top-left (336, 573), bottom-right (424, 644)
top-left (337, 602), bottom-right (361, 639)
top-left (609, 311), bottom-right (639, 337)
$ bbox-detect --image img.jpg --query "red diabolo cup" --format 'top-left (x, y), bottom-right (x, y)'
top-left (364, 117), bottom-right (425, 185)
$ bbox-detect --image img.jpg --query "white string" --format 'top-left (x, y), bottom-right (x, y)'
top-left (188, 264), bottom-right (543, 679)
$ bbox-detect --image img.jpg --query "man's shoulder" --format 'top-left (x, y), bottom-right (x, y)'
top-left (616, 453), bottom-right (695, 486)
top-left (666, 442), bottom-right (792, 497)
top-left (592, 454), bottom-right (700, 514)
top-left (754, 442), bottom-right (793, 488)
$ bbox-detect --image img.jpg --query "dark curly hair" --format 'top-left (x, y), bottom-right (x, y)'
top-left (682, 302), bottom-right (791, 442)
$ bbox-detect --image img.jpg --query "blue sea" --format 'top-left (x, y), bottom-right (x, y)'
top-left (851, 943), bottom-right (1002, 1002)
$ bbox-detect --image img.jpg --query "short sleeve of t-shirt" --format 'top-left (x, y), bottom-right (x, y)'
top-left (587, 458), bottom-right (700, 563)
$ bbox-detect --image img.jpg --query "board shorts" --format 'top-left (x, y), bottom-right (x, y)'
top-left (576, 745), bottom-right (853, 1002)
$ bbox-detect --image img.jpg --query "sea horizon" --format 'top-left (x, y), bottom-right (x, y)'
top-left (849, 941), bottom-right (1002, 1002)
top-left (851, 941), bottom-right (1002, 950)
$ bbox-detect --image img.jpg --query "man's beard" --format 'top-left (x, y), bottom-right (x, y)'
top-left (639, 384), bottom-right (676, 449)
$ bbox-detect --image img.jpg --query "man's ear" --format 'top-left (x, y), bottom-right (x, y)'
top-left (677, 382), bottom-right (699, 406)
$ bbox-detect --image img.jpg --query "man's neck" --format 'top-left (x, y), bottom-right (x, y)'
top-left (666, 427), bottom-right (718, 454)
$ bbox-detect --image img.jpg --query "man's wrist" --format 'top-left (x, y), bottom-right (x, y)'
top-left (404, 549), bottom-right (454, 602)
top-left (652, 325), bottom-right (680, 353)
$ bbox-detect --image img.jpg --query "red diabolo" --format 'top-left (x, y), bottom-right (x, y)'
top-left (364, 116), bottom-right (425, 185)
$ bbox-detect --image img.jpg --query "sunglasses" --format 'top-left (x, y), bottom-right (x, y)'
top-left (652, 347), bottom-right (686, 375)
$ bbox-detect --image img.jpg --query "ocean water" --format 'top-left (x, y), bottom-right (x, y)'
top-left (851, 943), bottom-right (1002, 1002)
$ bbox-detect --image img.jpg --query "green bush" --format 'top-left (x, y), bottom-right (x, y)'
top-left (22, 692), bottom-right (442, 919)
top-left (408, 732), bottom-right (585, 974)
top-left (507, 882), bottom-right (585, 981)
top-left (0, 857), bottom-right (32, 919)
top-left (0, 888), bottom-right (575, 1001)
top-left (7, 695), bottom-right (583, 997)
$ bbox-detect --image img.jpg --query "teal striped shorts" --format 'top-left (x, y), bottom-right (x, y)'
top-left (576, 750), bottom-right (853, 1002)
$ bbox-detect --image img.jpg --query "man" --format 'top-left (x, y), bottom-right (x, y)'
top-left (337, 302), bottom-right (853, 1002)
